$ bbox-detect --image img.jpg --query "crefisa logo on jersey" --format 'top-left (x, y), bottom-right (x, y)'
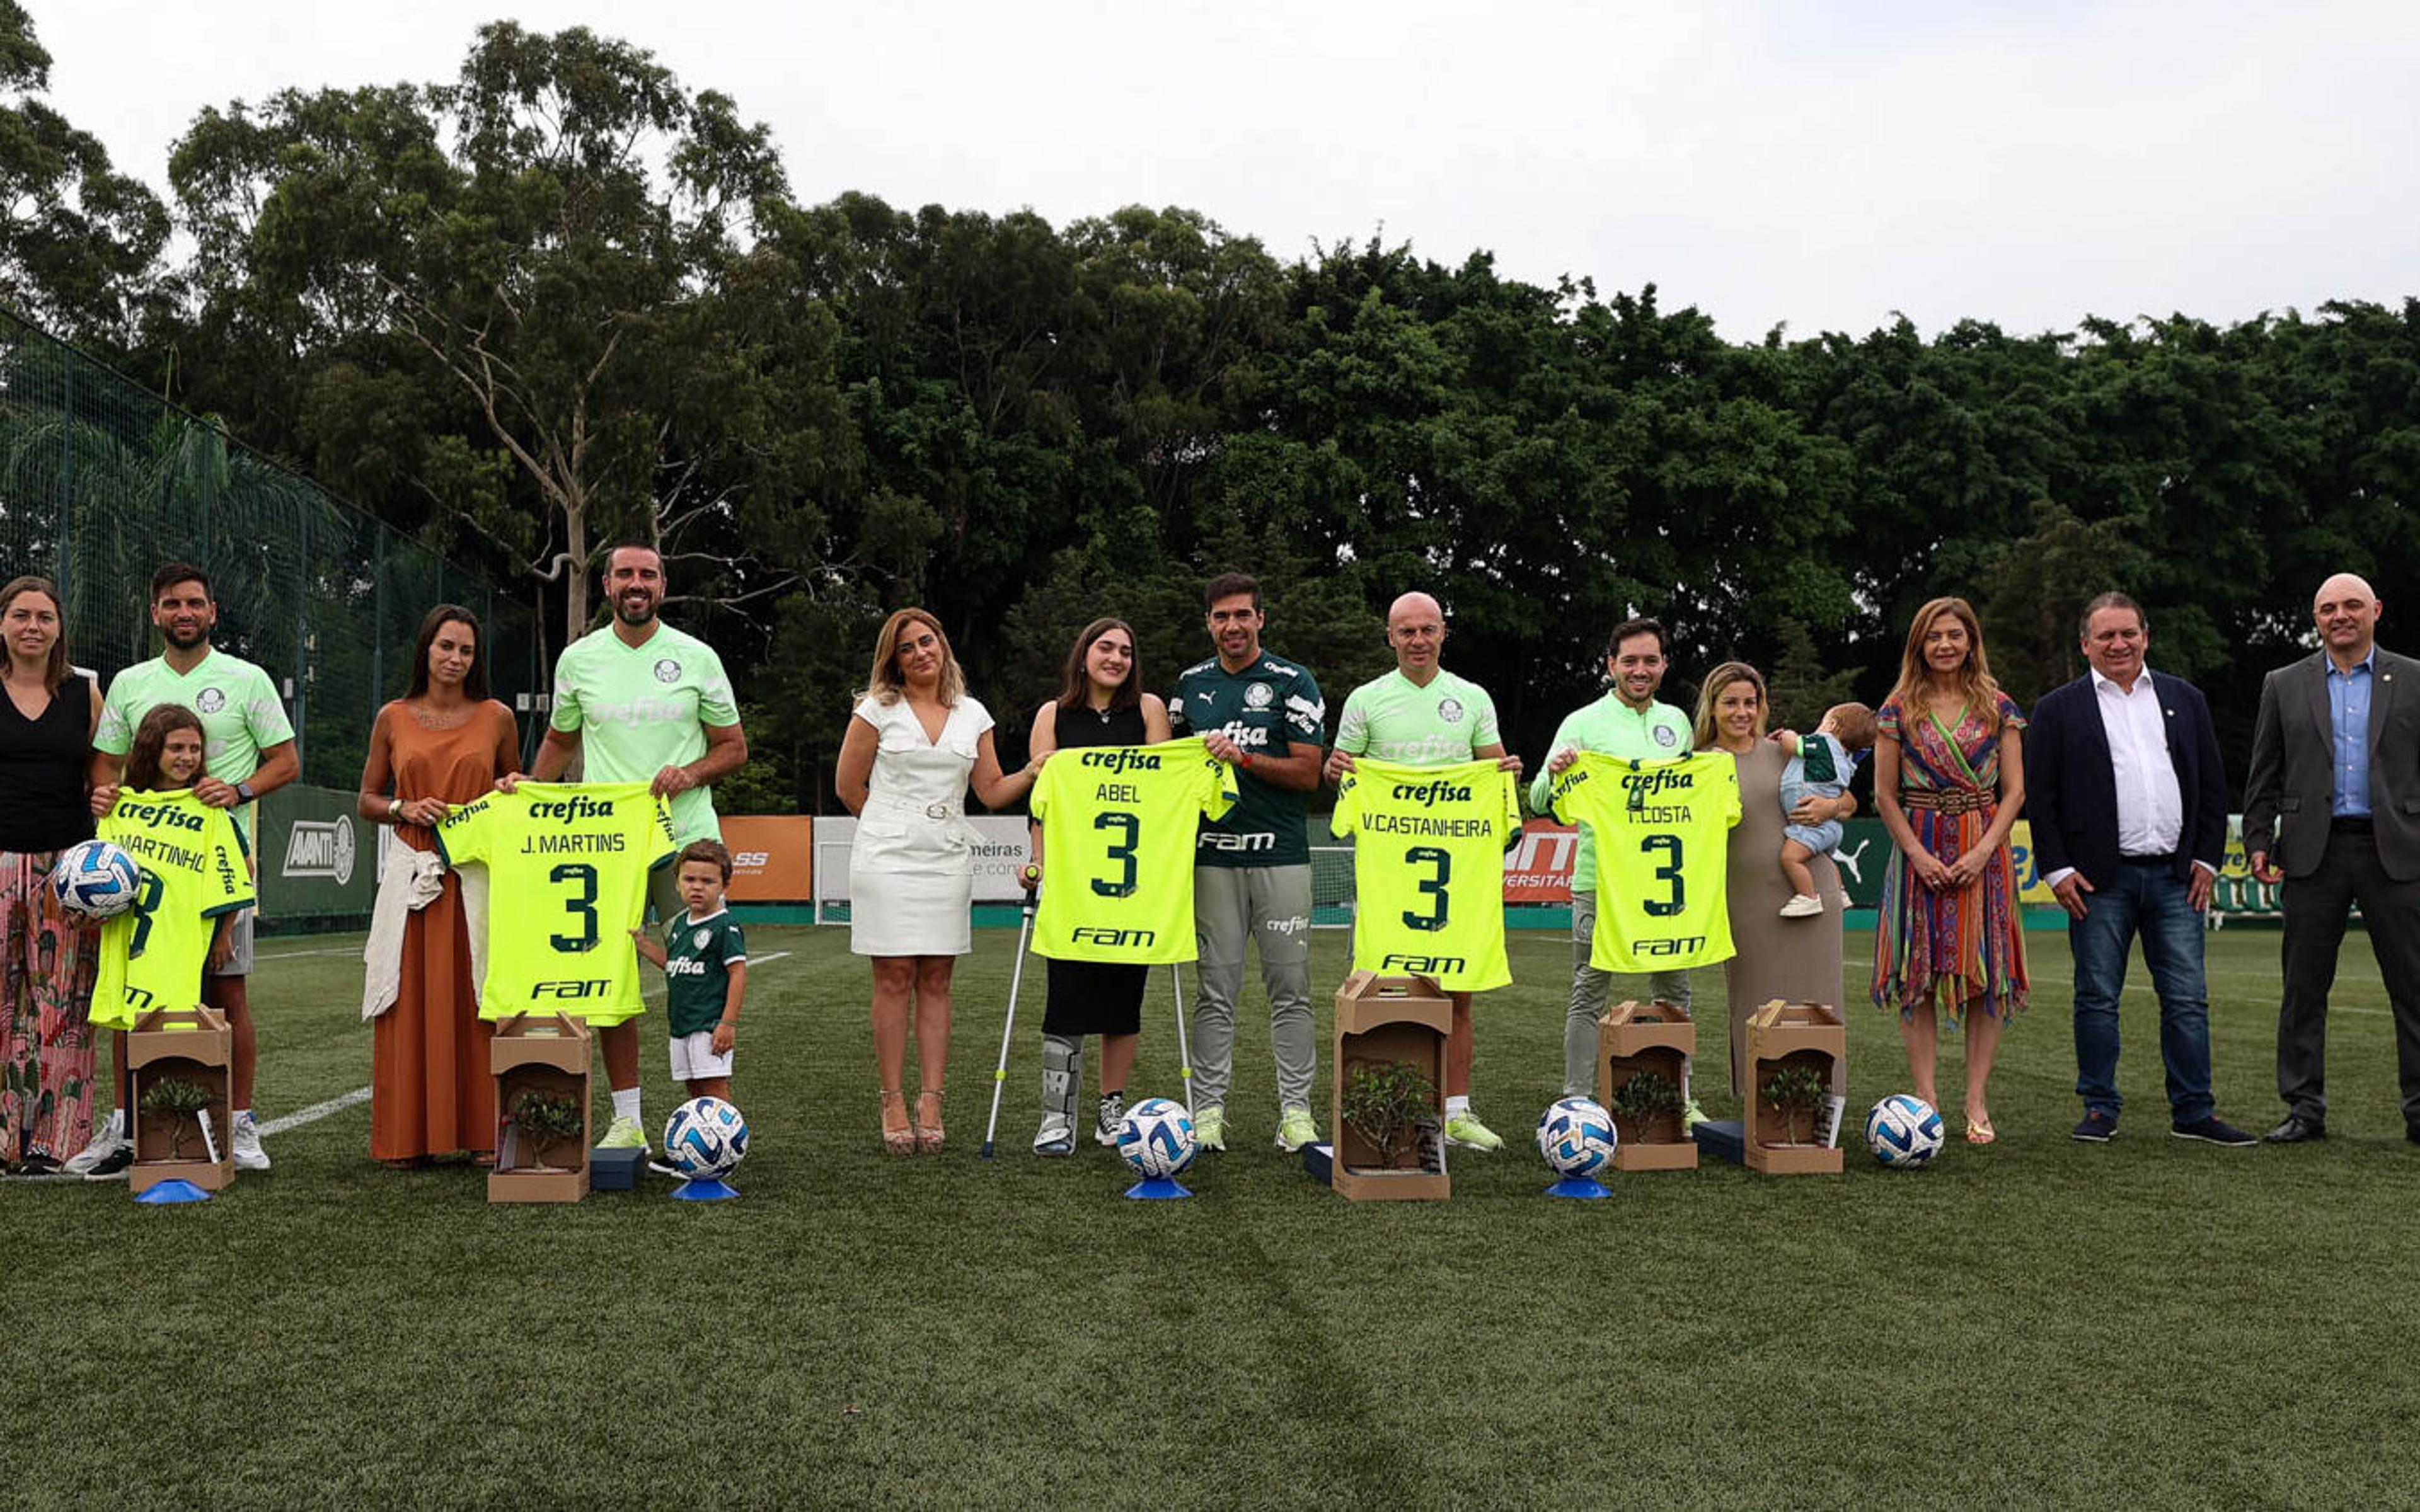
top-left (1438, 697), bottom-right (1465, 723)
top-left (197, 687), bottom-right (226, 714)
top-left (1391, 779), bottom-right (1473, 805)
top-left (1080, 748), bottom-right (1164, 774)
top-left (283, 815), bottom-right (357, 885)
top-left (654, 658), bottom-right (681, 684)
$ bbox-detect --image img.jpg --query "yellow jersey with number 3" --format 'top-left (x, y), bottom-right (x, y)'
top-left (434, 782), bottom-right (677, 1023)
top-left (1330, 757), bottom-right (1523, 991)
top-left (1030, 738), bottom-right (1236, 963)
top-left (1547, 750), bottom-right (1741, 971)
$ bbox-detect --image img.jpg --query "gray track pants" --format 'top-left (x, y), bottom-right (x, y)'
top-left (1562, 890), bottom-right (1691, 1098)
top-left (1189, 864), bottom-right (1316, 1113)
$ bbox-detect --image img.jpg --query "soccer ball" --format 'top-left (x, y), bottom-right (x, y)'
top-left (50, 839), bottom-right (142, 919)
top-left (1536, 1097), bottom-right (1618, 1177)
top-left (662, 1096), bottom-right (749, 1181)
top-left (1115, 1097), bottom-right (1196, 1179)
top-left (1864, 1094), bottom-right (1945, 1169)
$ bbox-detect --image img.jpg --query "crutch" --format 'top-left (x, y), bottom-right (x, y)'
top-left (978, 870), bottom-right (1041, 1159)
top-left (1170, 961), bottom-right (1197, 1113)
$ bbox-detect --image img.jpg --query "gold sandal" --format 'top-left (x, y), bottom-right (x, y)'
top-left (915, 1088), bottom-right (946, 1154)
top-left (880, 1089), bottom-right (915, 1155)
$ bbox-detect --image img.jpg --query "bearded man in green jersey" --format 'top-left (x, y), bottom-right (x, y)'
top-left (512, 543), bottom-right (749, 1152)
top-left (1533, 616), bottom-right (1700, 1106)
top-left (1326, 592), bottom-right (1523, 1152)
top-left (1168, 573), bottom-right (1326, 1153)
top-left (72, 563), bottom-right (299, 1178)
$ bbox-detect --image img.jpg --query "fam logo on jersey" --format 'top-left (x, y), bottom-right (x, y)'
top-left (284, 815), bottom-right (357, 886)
top-left (654, 658), bottom-right (681, 684)
top-left (1244, 681), bottom-right (1274, 709)
top-left (197, 686), bottom-right (226, 714)
top-left (1438, 697), bottom-right (1465, 724)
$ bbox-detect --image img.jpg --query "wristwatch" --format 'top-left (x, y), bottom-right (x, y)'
top-left (236, 781), bottom-right (257, 803)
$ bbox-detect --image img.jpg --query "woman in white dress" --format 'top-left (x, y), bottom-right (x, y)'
top-left (836, 608), bottom-right (1039, 1154)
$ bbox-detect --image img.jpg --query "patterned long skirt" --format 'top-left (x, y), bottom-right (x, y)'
top-left (1869, 806), bottom-right (2028, 1027)
top-left (1, 849), bottom-right (101, 1167)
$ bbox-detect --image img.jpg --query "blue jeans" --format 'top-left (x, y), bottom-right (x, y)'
top-left (2070, 860), bottom-right (2214, 1123)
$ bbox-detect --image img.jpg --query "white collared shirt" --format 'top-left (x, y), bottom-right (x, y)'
top-left (2094, 663), bottom-right (2184, 858)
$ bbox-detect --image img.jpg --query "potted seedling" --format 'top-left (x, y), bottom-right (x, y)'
top-left (1339, 1057), bottom-right (1441, 1174)
top-left (141, 1076), bottom-right (217, 1161)
top-left (1609, 1068), bottom-right (1685, 1143)
top-left (1761, 1065), bottom-right (1830, 1147)
top-left (509, 1087), bottom-right (584, 1171)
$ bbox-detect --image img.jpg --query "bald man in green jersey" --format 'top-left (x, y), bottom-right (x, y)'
top-left (512, 543), bottom-right (748, 1152)
top-left (1327, 592), bottom-right (1523, 1151)
top-left (1534, 617), bottom-right (1698, 1105)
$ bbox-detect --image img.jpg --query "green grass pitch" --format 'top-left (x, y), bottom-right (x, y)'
top-left (10, 923), bottom-right (2418, 1506)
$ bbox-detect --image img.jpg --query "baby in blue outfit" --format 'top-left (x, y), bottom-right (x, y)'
top-left (1778, 702), bottom-right (1876, 917)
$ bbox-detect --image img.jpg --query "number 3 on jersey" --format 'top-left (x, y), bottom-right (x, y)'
top-left (551, 862), bottom-right (599, 950)
top-left (1093, 810), bottom-right (1140, 898)
top-left (1640, 833), bottom-right (1683, 917)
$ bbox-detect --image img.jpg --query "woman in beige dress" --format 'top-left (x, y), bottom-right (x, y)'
top-left (1693, 663), bottom-right (1858, 1100)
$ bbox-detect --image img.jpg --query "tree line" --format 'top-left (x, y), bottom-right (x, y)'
top-left (4, 11), bottom-right (2414, 810)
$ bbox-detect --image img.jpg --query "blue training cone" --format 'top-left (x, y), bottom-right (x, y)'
top-left (134, 1179), bottom-right (212, 1205)
top-left (1542, 1175), bottom-right (1611, 1200)
top-left (671, 1177), bottom-right (739, 1201)
top-left (1123, 1176), bottom-right (1191, 1200)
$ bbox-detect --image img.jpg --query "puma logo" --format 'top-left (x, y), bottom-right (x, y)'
top-left (1831, 837), bottom-right (1871, 886)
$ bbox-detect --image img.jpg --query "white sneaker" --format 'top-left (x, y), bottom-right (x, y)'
top-left (62, 1109), bottom-right (129, 1176)
top-left (232, 1111), bottom-right (271, 1171)
top-left (1778, 893), bottom-right (1824, 919)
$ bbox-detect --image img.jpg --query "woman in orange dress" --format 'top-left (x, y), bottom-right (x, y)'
top-left (357, 605), bottom-right (519, 1167)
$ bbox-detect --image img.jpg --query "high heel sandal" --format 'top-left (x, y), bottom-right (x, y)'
top-left (915, 1088), bottom-right (946, 1154)
top-left (880, 1089), bottom-right (915, 1155)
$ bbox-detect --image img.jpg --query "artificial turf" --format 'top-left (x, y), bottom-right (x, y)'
top-left (8, 922), bottom-right (2416, 1506)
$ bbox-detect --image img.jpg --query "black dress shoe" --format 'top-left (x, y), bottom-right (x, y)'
top-left (2406, 1125), bottom-right (2419, 1147)
top-left (2264, 1114), bottom-right (2326, 1143)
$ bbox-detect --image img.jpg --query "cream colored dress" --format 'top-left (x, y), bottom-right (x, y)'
top-left (848, 694), bottom-right (991, 956)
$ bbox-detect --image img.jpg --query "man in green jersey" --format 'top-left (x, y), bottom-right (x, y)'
top-left (514, 543), bottom-right (749, 1151)
top-left (72, 563), bottom-right (298, 1176)
top-left (1533, 616), bottom-right (1698, 1103)
top-left (1327, 591), bottom-right (1523, 1151)
top-left (1167, 572), bottom-right (1326, 1153)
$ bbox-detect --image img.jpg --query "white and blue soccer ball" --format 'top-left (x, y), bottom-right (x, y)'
top-left (50, 839), bottom-right (142, 919)
top-left (662, 1096), bottom-right (749, 1181)
top-left (1536, 1097), bottom-right (1618, 1177)
top-left (1864, 1094), bottom-right (1945, 1169)
top-left (1116, 1097), bottom-right (1196, 1179)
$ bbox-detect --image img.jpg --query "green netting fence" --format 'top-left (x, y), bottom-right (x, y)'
top-left (0, 307), bottom-right (544, 924)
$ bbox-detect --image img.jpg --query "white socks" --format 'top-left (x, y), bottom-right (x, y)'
top-left (611, 1088), bottom-right (642, 1125)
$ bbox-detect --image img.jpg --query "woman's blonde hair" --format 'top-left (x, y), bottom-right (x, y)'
top-left (859, 607), bottom-right (965, 706)
top-left (1690, 661), bottom-right (1768, 750)
top-left (1884, 596), bottom-right (2003, 730)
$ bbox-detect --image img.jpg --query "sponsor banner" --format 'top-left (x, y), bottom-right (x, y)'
top-left (720, 815), bottom-right (813, 901)
top-left (1504, 819), bottom-right (1579, 903)
top-left (810, 816), bottom-right (1035, 904)
top-left (258, 782), bottom-right (375, 919)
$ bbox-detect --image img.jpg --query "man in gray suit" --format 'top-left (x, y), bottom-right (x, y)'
top-left (2243, 572), bottom-right (2420, 1144)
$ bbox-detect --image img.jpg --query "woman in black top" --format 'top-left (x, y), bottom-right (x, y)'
top-left (1025, 618), bottom-right (1173, 1154)
top-left (0, 575), bottom-right (103, 1171)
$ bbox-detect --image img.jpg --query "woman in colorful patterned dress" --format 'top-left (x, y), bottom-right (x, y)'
top-left (1872, 597), bottom-right (2028, 1143)
top-left (0, 576), bottom-right (102, 1171)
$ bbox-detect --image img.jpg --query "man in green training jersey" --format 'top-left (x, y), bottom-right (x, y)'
top-left (512, 542), bottom-right (749, 1152)
top-left (1167, 572), bottom-right (1326, 1154)
top-left (72, 562), bottom-right (298, 1177)
top-left (1327, 591), bottom-right (1523, 1151)
top-left (1533, 616), bottom-right (1699, 1104)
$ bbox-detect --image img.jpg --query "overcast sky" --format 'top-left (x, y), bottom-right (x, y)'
top-left (35, 0), bottom-right (2420, 340)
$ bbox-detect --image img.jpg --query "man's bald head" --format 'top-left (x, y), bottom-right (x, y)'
top-left (2313, 573), bottom-right (2382, 668)
top-left (1385, 592), bottom-right (1447, 680)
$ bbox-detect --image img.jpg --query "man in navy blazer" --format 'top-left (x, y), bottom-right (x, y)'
top-left (2027, 593), bottom-right (2256, 1146)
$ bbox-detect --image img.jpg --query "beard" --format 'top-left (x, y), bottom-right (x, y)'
top-left (613, 594), bottom-right (659, 628)
top-left (161, 621), bottom-right (209, 650)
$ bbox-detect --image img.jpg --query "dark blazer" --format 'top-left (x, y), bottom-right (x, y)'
top-left (2028, 670), bottom-right (2227, 885)
top-left (2243, 647), bottom-right (2420, 881)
